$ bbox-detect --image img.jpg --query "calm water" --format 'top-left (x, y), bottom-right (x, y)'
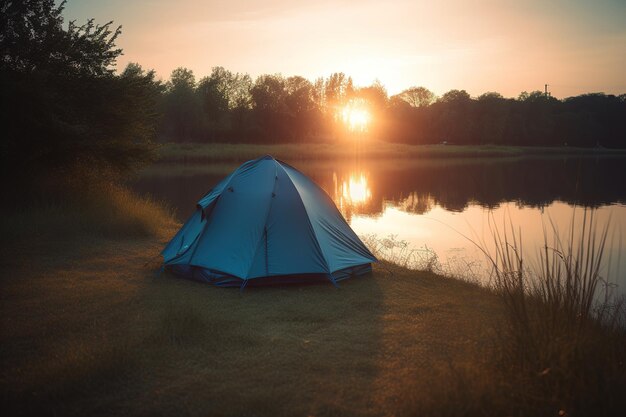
top-left (132, 156), bottom-right (626, 295)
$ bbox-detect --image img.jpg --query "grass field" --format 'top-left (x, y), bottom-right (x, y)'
top-left (0, 215), bottom-right (502, 416)
top-left (1, 185), bottom-right (625, 416)
top-left (158, 141), bottom-right (626, 163)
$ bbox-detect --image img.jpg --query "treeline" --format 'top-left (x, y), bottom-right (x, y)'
top-left (159, 68), bottom-right (626, 148)
top-left (3, 1), bottom-right (626, 192)
top-left (388, 89), bottom-right (626, 148)
top-left (158, 68), bottom-right (385, 143)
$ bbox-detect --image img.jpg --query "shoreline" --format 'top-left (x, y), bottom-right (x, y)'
top-left (157, 141), bottom-right (626, 164)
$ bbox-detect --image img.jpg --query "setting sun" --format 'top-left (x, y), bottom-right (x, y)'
top-left (341, 102), bottom-right (371, 132)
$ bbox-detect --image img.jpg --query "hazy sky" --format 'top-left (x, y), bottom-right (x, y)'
top-left (63, 0), bottom-right (626, 98)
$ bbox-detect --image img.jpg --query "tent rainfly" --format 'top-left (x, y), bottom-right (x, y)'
top-left (161, 155), bottom-right (377, 287)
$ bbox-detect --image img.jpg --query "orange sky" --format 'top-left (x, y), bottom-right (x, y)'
top-left (64, 0), bottom-right (626, 98)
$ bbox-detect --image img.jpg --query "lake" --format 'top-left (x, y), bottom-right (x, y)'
top-left (132, 155), bottom-right (626, 297)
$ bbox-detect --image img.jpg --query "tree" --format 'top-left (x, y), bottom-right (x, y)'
top-left (230, 73), bottom-right (253, 111)
top-left (356, 80), bottom-right (388, 110)
top-left (285, 76), bottom-right (315, 115)
top-left (433, 90), bottom-right (474, 144)
top-left (162, 67), bottom-right (202, 141)
top-left (324, 72), bottom-right (349, 111)
top-left (194, 67), bottom-right (253, 141)
top-left (118, 63), bottom-right (165, 150)
top-left (169, 67), bottom-right (196, 90)
top-left (312, 77), bottom-right (325, 109)
top-left (476, 92), bottom-right (509, 144)
top-left (515, 90), bottom-right (560, 146)
top-left (398, 86), bottom-right (436, 107)
top-left (439, 89), bottom-right (471, 103)
top-left (251, 74), bottom-right (286, 112)
top-left (0, 0), bottom-right (122, 77)
top-left (478, 92), bottom-right (504, 101)
top-left (197, 68), bottom-right (230, 136)
top-left (559, 93), bottom-right (626, 148)
top-left (1, 0), bottom-right (160, 184)
top-left (250, 74), bottom-right (288, 140)
top-left (284, 76), bottom-right (318, 139)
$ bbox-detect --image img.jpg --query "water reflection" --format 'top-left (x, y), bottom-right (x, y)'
top-left (396, 192), bottom-right (437, 215)
top-left (134, 157), bottom-right (626, 221)
top-left (318, 157), bottom-right (626, 218)
top-left (131, 156), bottom-right (626, 295)
top-left (351, 201), bottom-right (625, 292)
top-left (333, 172), bottom-right (372, 221)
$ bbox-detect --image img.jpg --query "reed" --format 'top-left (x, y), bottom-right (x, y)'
top-left (480, 210), bottom-right (626, 415)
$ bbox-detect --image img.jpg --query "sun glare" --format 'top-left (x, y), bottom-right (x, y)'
top-left (341, 173), bottom-right (371, 205)
top-left (341, 102), bottom-right (370, 132)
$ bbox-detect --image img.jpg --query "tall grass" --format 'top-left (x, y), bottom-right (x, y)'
top-left (362, 233), bottom-right (488, 282)
top-left (481, 210), bottom-right (626, 415)
top-left (1, 169), bottom-right (177, 242)
top-left (362, 234), bottom-right (440, 272)
top-left (1, 184), bottom-right (175, 241)
top-left (365, 214), bottom-right (626, 415)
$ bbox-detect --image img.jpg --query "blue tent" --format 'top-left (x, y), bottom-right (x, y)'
top-left (162, 155), bottom-right (377, 287)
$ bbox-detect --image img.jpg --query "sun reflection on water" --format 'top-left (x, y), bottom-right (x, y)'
top-left (343, 173), bottom-right (371, 204)
top-left (333, 171), bottom-right (372, 217)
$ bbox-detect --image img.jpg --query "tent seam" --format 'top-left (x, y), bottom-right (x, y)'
top-left (276, 162), bottom-right (331, 274)
top-left (244, 159), bottom-right (280, 279)
top-left (190, 158), bottom-right (257, 270)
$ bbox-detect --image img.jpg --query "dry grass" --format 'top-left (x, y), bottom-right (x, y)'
top-left (0, 211), bottom-right (503, 416)
top-left (0, 182), bottom-right (177, 241)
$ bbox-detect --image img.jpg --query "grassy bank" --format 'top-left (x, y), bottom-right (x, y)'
top-left (159, 142), bottom-right (626, 163)
top-left (1, 188), bottom-right (625, 416)
top-left (1, 184), bottom-right (176, 243)
top-left (0, 202), bottom-right (501, 416)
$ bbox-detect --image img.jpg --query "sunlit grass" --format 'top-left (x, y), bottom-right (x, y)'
top-left (158, 142), bottom-right (626, 164)
top-left (0, 182), bottom-right (177, 241)
top-left (0, 233), bottom-right (501, 416)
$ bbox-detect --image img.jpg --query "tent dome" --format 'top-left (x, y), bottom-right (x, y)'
top-left (162, 155), bottom-right (377, 287)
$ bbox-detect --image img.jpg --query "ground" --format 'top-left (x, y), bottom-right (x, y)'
top-left (159, 142), bottom-right (626, 164)
top-left (0, 226), bottom-right (502, 416)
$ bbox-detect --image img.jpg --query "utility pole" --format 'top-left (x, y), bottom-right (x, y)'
top-left (544, 84), bottom-right (550, 97)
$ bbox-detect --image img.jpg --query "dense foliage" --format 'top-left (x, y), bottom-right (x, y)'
top-left (0, 0), bottom-right (162, 184)
top-left (159, 68), bottom-right (626, 147)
